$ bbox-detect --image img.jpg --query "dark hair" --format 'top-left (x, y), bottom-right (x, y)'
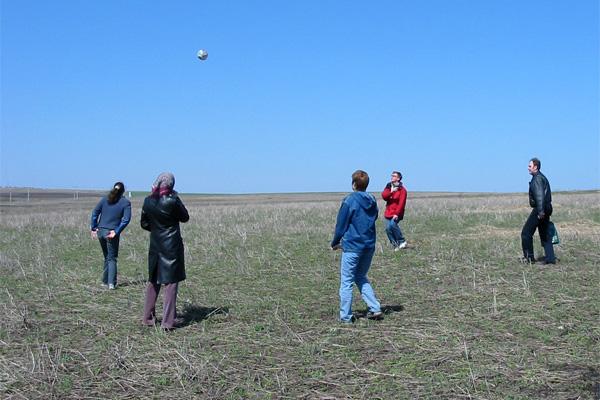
top-left (107, 182), bottom-right (125, 204)
top-left (530, 157), bottom-right (541, 170)
top-left (352, 170), bottom-right (370, 191)
top-left (392, 171), bottom-right (403, 180)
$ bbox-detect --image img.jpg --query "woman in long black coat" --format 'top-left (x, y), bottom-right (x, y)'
top-left (141, 172), bottom-right (189, 330)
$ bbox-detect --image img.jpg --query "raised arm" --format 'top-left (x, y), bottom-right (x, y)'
top-left (175, 196), bottom-right (190, 223)
top-left (381, 184), bottom-right (392, 201)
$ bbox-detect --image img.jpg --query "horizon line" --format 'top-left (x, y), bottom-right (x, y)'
top-left (1, 186), bottom-right (599, 196)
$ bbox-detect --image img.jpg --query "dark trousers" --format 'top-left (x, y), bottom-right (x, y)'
top-left (142, 282), bottom-right (179, 329)
top-left (521, 209), bottom-right (555, 262)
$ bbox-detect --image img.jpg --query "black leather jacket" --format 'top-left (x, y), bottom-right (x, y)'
top-left (529, 172), bottom-right (552, 217)
top-left (141, 194), bottom-right (189, 284)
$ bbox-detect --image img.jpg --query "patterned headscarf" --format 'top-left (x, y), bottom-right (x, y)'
top-left (151, 172), bottom-right (175, 198)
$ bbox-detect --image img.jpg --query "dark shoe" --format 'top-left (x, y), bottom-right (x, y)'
top-left (340, 316), bottom-right (356, 324)
top-left (366, 311), bottom-right (384, 321)
top-left (541, 259), bottom-right (556, 265)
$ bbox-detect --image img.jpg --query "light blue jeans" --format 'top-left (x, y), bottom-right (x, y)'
top-left (385, 218), bottom-right (405, 247)
top-left (98, 228), bottom-right (120, 286)
top-left (339, 249), bottom-right (381, 322)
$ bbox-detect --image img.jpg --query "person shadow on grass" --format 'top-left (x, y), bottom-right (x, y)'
top-left (354, 304), bottom-right (403, 320)
top-left (172, 304), bottom-right (230, 329)
top-left (116, 278), bottom-right (147, 288)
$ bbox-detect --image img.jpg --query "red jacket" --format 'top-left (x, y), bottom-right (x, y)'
top-left (381, 184), bottom-right (407, 220)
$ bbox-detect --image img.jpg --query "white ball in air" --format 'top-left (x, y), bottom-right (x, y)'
top-left (197, 49), bottom-right (208, 61)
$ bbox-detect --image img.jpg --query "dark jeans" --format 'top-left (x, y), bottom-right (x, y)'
top-left (98, 228), bottom-right (120, 285)
top-left (521, 209), bottom-right (555, 262)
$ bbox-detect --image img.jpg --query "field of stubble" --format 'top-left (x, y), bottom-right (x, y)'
top-left (1, 191), bottom-right (599, 399)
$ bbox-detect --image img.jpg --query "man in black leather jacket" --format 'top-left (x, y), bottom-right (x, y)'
top-left (521, 158), bottom-right (556, 264)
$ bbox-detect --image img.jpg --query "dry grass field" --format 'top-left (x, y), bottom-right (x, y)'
top-left (1, 190), bottom-right (599, 399)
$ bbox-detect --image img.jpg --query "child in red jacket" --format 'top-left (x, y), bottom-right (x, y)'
top-left (381, 171), bottom-right (408, 250)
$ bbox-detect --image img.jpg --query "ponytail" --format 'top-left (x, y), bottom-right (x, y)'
top-left (107, 182), bottom-right (125, 204)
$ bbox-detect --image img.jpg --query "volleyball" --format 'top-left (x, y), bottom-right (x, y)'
top-left (197, 49), bottom-right (208, 61)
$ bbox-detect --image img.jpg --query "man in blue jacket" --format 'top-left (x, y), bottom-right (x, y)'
top-left (331, 170), bottom-right (383, 323)
top-left (521, 157), bottom-right (556, 264)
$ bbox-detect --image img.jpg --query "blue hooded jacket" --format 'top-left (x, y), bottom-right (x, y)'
top-left (331, 191), bottom-right (378, 252)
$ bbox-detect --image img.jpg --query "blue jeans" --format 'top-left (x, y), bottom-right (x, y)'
top-left (385, 218), bottom-right (405, 247)
top-left (521, 209), bottom-right (555, 262)
top-left (98, 228), bottom-right (120, 285)
top-left (339, 249), bottom-right (381, 322)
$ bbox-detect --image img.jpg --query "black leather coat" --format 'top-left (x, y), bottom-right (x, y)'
top-left (141, 194), bottom-right (190, 284)
top-left (528, 172), bottom-right (552, 217)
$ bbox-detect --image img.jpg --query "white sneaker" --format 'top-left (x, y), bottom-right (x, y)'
top-left (108, 284), bottom-right (116, 290)
top-left (397, 241), bottom-right (407, 249)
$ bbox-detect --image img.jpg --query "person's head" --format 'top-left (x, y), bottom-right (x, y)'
top-left (391, 171), bottom-right (402, 184)
top-left (351, 170), bottom-right (370, 192)
top-left (151, 172), bottom-right (175, 198)
top-left (107, 182), bottom-right (125, 204)
top-left (528, 158), bottom-right (541, 175)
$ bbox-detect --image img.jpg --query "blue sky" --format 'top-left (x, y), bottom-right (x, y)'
top-left (1, 1), bottom-right (598, 193)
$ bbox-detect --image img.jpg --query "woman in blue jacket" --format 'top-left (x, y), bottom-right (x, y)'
top-left (90, 182), bottom-right (131, 289)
